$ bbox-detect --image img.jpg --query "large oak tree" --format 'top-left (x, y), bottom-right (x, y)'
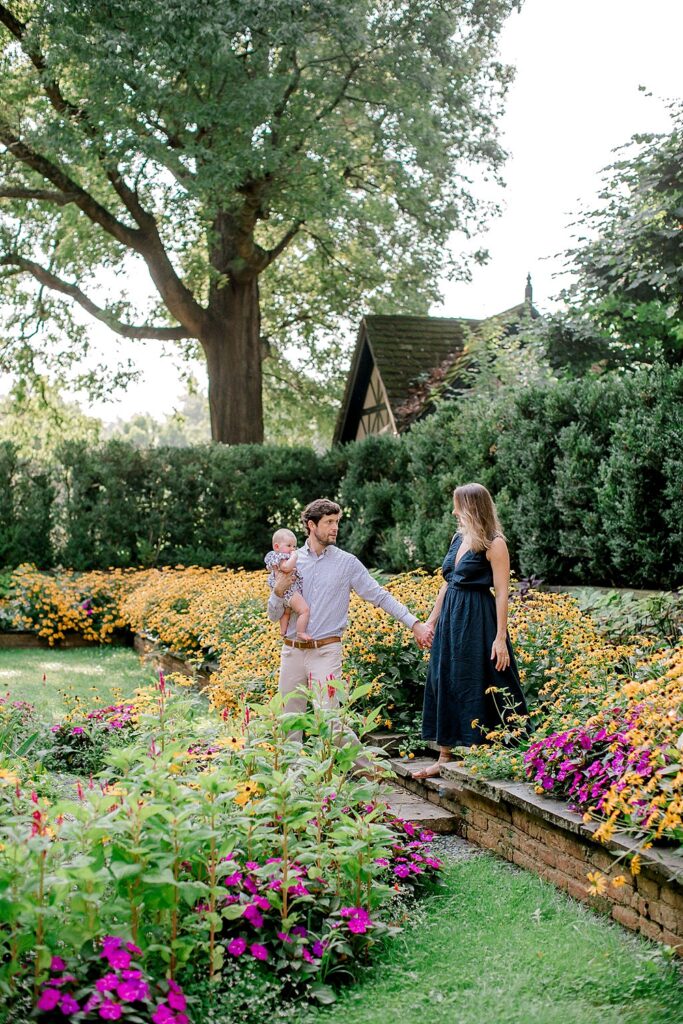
top-left (0, 0), bottom-right (518, 442)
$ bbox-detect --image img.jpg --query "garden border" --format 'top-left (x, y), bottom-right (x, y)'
top-left (391, 758), bottom-right (683, 954)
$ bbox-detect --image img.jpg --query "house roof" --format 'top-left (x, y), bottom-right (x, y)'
top-left (333, 296), bottom-right (538, 444)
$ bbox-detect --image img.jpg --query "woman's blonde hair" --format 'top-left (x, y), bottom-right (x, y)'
top-left (453, 483), bottom-right (505, 552)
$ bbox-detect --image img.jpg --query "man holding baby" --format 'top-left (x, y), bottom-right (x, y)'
top-left (267, 498), bottom-right (432, 725)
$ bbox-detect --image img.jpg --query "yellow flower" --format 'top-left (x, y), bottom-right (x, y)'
top-left (611, 875), bottom-right (626, 888)
top-left (586, 871), bottom-right (607, 896)
top-left (630, 855), bottom-right (642, 876)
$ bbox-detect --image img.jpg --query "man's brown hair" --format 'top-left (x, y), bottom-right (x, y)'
top-left (301, 498), bottom-right (341, 533)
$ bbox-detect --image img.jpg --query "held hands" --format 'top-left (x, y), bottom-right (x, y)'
top-left (412, 621), bottom-right (434, 650)
top-left (490, 635), bottom-right (510, 672)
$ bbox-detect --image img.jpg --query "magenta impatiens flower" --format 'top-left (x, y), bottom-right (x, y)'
top-left (36, 988), bottom-right (61, 1011)
top-left (228, 937), bottom-right (247, 956)
top-left (250, 943), bottom-right (268, 961)
top-left (242, 904), bottom-right (264, 928)
top-left (60, 993), bottom-right (80, 1014)
top-left (167, 987), bottom-right (187, 1011)
top-left (98, 1002), bottom-right (123, 1020)
top-left (151, 1006), bottom-right (175, 1024)
top-left (96, 974), bottom-right (119, 992)
top-left (50, 955), bottom-right (67, 972)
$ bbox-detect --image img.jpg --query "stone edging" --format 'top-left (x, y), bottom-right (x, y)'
top-left (391, 758), bottom-right (683, 954)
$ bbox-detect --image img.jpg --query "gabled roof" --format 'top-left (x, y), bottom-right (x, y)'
top-left (333, 297), bottom-right (539, 444)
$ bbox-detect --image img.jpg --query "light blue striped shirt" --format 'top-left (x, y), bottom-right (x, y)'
top-left (266, 542), bottom-right (418, 639)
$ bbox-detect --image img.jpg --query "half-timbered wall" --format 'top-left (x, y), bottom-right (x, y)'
top-left (356, 364), bottom-right (395, 439)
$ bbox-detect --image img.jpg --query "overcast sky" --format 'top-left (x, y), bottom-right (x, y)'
top-left (61, 0), bottom-right (683, 420)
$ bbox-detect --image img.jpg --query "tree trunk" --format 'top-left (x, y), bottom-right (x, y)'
top-left (202, 276), bottom-right (264, 444)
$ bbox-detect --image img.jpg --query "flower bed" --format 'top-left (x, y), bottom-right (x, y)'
top-left (0, 678), bottom-right (442, 1022)
top-left (1, 566), bottom-right (681, 870)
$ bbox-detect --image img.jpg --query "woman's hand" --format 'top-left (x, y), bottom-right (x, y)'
top-left (490, 635), bottom-right (510, 672)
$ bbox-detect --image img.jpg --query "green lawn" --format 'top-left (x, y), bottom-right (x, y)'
top-left (302, 856), bottom-right (683, 1024)
top-left (0, 646), bottom-right (159, 720)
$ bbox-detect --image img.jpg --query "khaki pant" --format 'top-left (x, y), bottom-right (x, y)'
top-left (277, 642), bottom-right (368, 765)
top-left (278, 641), bottom-right (344, 715)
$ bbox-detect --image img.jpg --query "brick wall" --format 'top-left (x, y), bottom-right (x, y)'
top-left (395, 764), bottom-right (683, 955)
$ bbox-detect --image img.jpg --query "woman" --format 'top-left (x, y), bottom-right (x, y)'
top-left (413, 483), bottom-right (528, 779)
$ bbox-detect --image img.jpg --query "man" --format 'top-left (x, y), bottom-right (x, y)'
top-left (267, 497), bottom-right (433, 725)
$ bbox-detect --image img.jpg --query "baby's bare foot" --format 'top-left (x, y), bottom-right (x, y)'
top-left (296, 631), bottom-right (313, 642)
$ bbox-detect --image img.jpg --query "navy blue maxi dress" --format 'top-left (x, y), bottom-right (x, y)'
top-left (421, 534), bottom-right (528, 748)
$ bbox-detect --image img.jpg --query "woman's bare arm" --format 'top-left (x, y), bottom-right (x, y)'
top-left (488, 537), bottom-right (511, 671)
top-left (426, 582), bottom-right (448, 629)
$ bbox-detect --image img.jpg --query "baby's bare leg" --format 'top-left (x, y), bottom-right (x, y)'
top-left (279, 608), bottom-right (291, 637)
top-left (288, 592), bottom-right (311, 641)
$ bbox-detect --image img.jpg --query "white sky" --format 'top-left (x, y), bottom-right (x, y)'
top-left (32, 0), bottom-right (683, 420)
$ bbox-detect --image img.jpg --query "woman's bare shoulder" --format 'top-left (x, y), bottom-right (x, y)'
top-left (486, 535), bottom-right (508, 560)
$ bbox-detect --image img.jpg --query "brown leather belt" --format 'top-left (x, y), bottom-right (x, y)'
top-left (282, 635), bottom-right (341, 650)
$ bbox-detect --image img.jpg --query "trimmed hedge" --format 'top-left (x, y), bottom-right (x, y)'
top-left (13, 442), bottom-right (343, 571)
top-left (0, 365), bottom-right (680, 586)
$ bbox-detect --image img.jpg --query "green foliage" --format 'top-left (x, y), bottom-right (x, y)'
top-left (53, 440), bottom-right (343, 569)
top-left (0, 686), bottom-right (438, 1020)
top-left (561, 98), bottom-right (683, 366)
top-left (0, 0), bottom-right (518, 439)
top-left (338, 435), bottom-right (409, 568)
top-left (573, 588), bottom-right (683, 643)
top-left (0, 441), bottom-right (54, 569)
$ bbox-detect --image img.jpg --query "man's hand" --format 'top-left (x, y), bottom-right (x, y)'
top-left (412, 621), bottom-right (434, 649)
top-left (273, 569), bottom-right (293, 598)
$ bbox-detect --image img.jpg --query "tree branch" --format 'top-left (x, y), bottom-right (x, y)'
top-left (0, 126), bottom-right (146, 250)
top-left (0, 186), bottom-right (78, 205)
top-left (264, 221), bottom-right (303, 266)
top-left (0, 254), bottom-right (193, 340)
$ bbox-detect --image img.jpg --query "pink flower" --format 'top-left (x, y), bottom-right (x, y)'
top-left (394, 864), bottom-right (410, 878)
top-left (228, 937), bottom-right (247, 956)
top-left (243, 904), bottom-right (264, 928)
top-left (50, 955), bottom-right (67, 972)
top-left (117, 980), bottom-right (149, 1002)
top-left (245, 860), bottom-right (259, 870)
top-left (250, 943), bottom-right (268, 961)
top-left (96, 974), bottom-right (119, 993)
top-left (60, 993), bottom-right (80, 1014)
top-left (107, 949), bottom-right (131, 970)
top-left (312, 940), bottom-right (325, 957)
top-left (167, 989), bottom-right (187, 1011)
top-left (98, 1002), bottom-right (122, 1020)
top-left (37, 988), bottom-right (61, 1011)
top-left (223, 871), bottom-right (243, 886)
top-left (72, 727), bottom-right (85, 736)
top-left (152, 1007), bottom-right (175, 1024)
top-left (253, 895), bottom-right (270, 911)
top-left (125, 942), bottom-right (142, 955)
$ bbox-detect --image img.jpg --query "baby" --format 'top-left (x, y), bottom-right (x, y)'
top-left (264, 528), bottom-right (311, 641)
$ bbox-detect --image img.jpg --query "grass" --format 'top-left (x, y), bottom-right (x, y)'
top-left (0, 646), bottom-right (159, 720)
top-left (302, 856), bottom-right (683, 1024)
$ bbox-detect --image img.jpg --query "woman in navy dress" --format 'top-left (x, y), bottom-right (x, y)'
top-left (413, 483), bottom-right (528, 779)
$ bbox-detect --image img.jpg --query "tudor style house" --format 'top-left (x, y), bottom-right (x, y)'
top-left (333, 277), bottom-right (538, 444)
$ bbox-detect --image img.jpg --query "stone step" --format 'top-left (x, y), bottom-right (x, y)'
top-left (381, 782), bottom-right (460, 834)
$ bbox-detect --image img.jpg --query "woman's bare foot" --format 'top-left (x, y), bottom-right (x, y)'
top-left (411, 757), bottom-right (452, 780)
